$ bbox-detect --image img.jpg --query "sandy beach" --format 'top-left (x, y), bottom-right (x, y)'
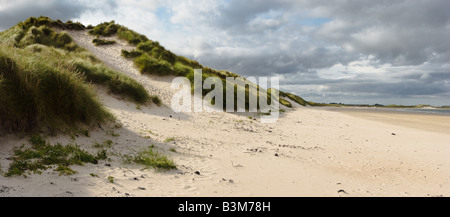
top-left (319, 107), bottom-right (450, 134)
top-left (1, 31), bottom-right (449, 197)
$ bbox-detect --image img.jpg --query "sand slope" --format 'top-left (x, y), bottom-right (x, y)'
top-left (0, 31), bottom-right (449, 197)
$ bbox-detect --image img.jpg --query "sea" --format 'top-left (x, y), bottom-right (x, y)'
top-left (389, 108), bottom-right (450, 116)
top-left (316, 106), bottom-right (450, 116)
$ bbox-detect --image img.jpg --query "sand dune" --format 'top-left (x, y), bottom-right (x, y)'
top-left (1, 31), bottom-right (448, 197)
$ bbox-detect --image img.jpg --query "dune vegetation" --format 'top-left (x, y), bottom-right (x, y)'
top-left (0, 17), bottom-right (156, 134)
top-left (89, 21), bottom-right (304, 110)
top-left (0, 17), bottom-right (311, 134)
top-left (0, 43), bottom-right (112, 133)
top-left (280, 91), bottom-right (309, 106)
top-left (4, 135), bottom-right (108, 177)
top-left (92, 38), bottom-right (116, 46)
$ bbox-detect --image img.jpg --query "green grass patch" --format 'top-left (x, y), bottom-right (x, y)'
top-left (306, 101), bottom-right (341, 107)
top-left (175, 56), bottom-right (202, 69)
top-left (134, 53), bottom-right (174, 76)
top-left (88, 21), bottom-right (119, 37)
top-left (88, 21), bottom-right (148, 45)
top-left (55, 165), bottom-right (78, 176)
top-left (72, 60), bottom-right (151, 104)
top-left (281, 91), bottom-right (308, 106)
top-left (136, 41), bottom-right (176, 64)
top-left (17, 16), bottom-right (85, 32)
top-left (141, 130), bottom-right (158, 137)
top-left (108, 176), bottom-right (114, 183)
top-left (4, 135), bottom-right (107, 177)
top-left (92, 38), bottom-right (116, 46)
top-left (164, 137), bottom-right (176, 143)
top-left (258, 112), bottom-right (272, 116)
top-left (123, 145), bottom-right (176, 171)
top-left (151, 96), bottom-right (162, 106)
top-left (121, 49), bottom-right (143, 58)
top-left (279, 98), bottom-right (292, 108)
top-left (173, 62), bottom-right (192, 76)
top-left (93, 140), bottom-right (113, 149)
top-left (0, 45), bottom-right (112, 133)
top-left (15, 24), bottom-right (81, 52)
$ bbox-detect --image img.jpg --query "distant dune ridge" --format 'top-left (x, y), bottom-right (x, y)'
top-left (0, 17), bottom-right (448, 197)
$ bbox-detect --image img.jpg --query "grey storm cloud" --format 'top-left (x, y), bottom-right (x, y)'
top-left (200, 0), bottom-right (450, 71)
top-left (210, 0), bottom-right (290, 33)
top-left (311, 0), bottom-right (450, 66)
top-left (0, 0), bottom-right (118, 30)
top-left (182, 0), bottom-right (450, 105)
top-left (326, 80), bottom-right (449, 97)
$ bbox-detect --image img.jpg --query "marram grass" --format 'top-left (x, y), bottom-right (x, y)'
top-left (0, 45), bottom-right (112, 133)
top-left (0, 17), bottom-right (157, 134)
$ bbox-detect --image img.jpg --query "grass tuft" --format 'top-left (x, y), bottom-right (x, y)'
top-left (92, 38), bottom-right (116, 46)
top-left (93, 140), bottom-right (113, 149)
top-left (164, 137), bottom-right (176, 143)
top-left (123, 146), bottom-right (176, 170)
top-left (108, 176), bottom-right (114, 183)
top-left (121, 49), bottom-right (143, 58)
top-left (151, 96), bottom-right (162, 106)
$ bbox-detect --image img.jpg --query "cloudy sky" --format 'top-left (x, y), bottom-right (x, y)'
top-left (1, 0), bottom-right (449, 106)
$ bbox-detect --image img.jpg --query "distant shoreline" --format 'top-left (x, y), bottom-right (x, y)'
top-left (314, 106), bottom-right (450, 134)
top-left (312, 106), bottom-right (450, 116)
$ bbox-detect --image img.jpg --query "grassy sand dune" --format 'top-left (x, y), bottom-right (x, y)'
top-left (0, 17), bottom-right (157, 134)
top-left (1, 17), bottom-right (448, 197)
top-left (87, 21), bottom-right (299, 110)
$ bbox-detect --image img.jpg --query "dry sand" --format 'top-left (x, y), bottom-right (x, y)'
top-left (0, 31), bottom-right (449, 197)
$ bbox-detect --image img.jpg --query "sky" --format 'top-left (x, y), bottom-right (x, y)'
top-left (1, 0), bottom-right (449, 106)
